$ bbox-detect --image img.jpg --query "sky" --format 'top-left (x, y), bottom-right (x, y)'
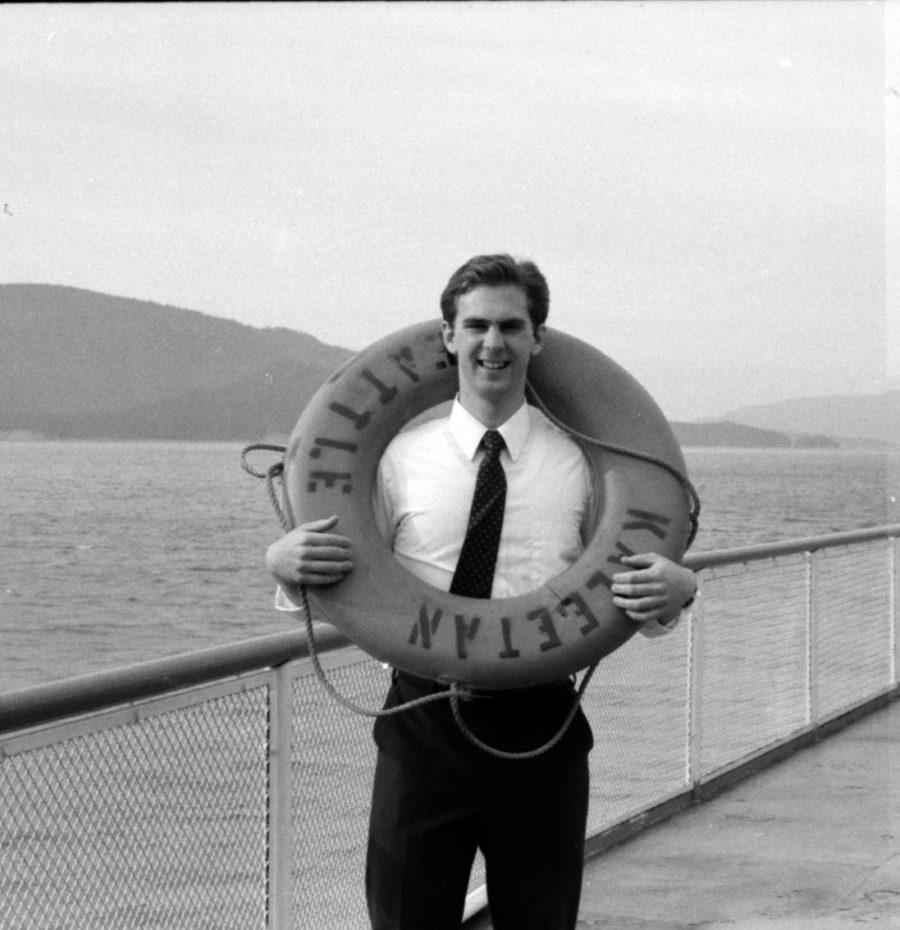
top-left (2, 1), bottom-right (897, 421)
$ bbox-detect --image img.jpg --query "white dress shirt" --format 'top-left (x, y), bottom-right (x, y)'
top-left (375, 399), bottom-right (590, 598)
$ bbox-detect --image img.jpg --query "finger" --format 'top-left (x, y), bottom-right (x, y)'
top-left (301, 539), bottom-right (353, 555)
top-left (611, 567), bottom-right (661, 586)
top-left (610, 580), bottom-right (664, 598)
top-left (610, 582), bottom-right (636, 597)
top-left (295, 559), bottom-right (353, 583)
top-left (624, 609), bottom-right (659, 623)
top-left (297, 571), bottom-right (347, 587)
top-left (299, 556), bottom-right (353, 574)
top-left (613, 592), bottom-right (669, 616)
top-left (299, 515), bottom-right (341, 533)
top-left (619, 603), bottom-right (665, 622)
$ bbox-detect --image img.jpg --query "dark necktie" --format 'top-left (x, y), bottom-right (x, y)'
top-left (449, 430), bottom-right (507, 598)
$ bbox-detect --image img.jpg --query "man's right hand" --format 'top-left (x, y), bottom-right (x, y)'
top-left (266, 515), bottom-right (354, 587)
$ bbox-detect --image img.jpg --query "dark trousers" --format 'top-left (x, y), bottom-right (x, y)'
top-left (366, 673), bottom-right (593, 930)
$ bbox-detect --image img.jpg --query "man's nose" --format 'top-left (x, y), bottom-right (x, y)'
top-left (483, 326), bottom-right (503, 349)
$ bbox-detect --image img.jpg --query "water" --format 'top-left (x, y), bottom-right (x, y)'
top-left (685, 447), bottom-right (899, 549)
top-left (3, 442), bottom-right (897, 928)
top-left (1, 442), bottom-right (898, 693)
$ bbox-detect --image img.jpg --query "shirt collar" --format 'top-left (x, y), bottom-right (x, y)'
top-left (448, 398), bottom-right (531, 462)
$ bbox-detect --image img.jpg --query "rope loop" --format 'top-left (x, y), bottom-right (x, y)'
top-left (449, 664), bottom-right (597, 761)
top-left (295, 584), bottom-right (593, 758)
top-left (240, 443), bottom-right (291, 533)
top-left (240, 442), bottom-right (287, 479)
top-left (295, 586), bottom-right (465, 717)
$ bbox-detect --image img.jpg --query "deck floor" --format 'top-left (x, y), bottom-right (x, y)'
top-left (469, 697), bottom-right (900, 929)
top-left (574, 698), bottom-right (900, 929)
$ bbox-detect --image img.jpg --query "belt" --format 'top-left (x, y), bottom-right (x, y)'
top-left (392, 669), bottom-right (570, 699)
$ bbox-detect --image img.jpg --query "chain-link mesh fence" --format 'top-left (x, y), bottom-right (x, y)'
top-left (2, 532), bottom-right (897, 929)
top-left (2, 684), bottom-right (270, 929)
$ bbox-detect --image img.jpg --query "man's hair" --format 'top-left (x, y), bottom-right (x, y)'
top-left (439, 254), bottom-right (550, 330)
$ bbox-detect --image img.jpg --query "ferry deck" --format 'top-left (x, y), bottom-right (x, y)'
top-left (2, 523), bottom-right (899, 929)
top-left (470, 697), bottom-right (900, 929)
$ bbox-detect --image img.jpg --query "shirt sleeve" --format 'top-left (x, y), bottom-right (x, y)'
top-left (274, 585), bottom-right (302, 612)
top-left (372, 443), bottom-right (397, 547)
top-left (637, 613), bottom-right (681, 638)
top-left (637, 589), bottom-right (699, 638)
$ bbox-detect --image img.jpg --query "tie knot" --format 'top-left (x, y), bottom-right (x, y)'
top-left (481, 430), bottom-right (505, 458)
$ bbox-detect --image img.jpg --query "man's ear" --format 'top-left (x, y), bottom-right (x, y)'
top-left (531, 323), bottom-right (546, 356)
top-left (442, 320), bottom-right (456, 354)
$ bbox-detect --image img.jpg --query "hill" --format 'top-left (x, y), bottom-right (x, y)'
top-left (1, 284), bottom-right (893, 448)
top-left (669, 420), bottom-right (832, 450)
top-left (0, 284), bottom-right (352, 441)
top-left (717, 392), bottom-right (900, 448)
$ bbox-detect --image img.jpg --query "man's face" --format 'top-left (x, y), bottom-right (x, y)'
top-left (442, 284), bottom-right (544, 416)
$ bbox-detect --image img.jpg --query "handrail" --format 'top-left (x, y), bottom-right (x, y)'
top-left (3, 522), bottom-right (898, 735)
top-left (2, 522), bottom-right (897, 930)
top-left (0, 624), bottom-right (351, 734)
top-left (683, 523), bottom-right (900, 571)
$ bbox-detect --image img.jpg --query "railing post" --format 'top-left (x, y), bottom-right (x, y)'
top-left (806, 550), bottom-right (821, 728)
top-left (267, 664), bottom-right (294, 930)
top-left (891, 536), bottom-right (898, 687)
top-left (686, 584), bottom-right (705, 787)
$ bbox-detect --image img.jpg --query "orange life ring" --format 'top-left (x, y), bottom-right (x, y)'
top-left (281, 321), bottom-right (692, 689)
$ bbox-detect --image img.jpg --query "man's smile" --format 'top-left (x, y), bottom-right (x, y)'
top-left (478, 359), bottom-right (509, 370)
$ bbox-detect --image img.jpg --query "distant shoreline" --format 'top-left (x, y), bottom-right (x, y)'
top-left (1, 432), bottom-right (895, 452)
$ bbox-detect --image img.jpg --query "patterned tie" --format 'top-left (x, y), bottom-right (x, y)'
top-left (450, 430), bottom-right (507, 598)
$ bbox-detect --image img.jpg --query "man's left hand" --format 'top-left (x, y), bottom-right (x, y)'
top-left (611, 553), bottom-right (696, 625)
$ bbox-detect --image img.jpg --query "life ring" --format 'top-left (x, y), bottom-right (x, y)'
top-left (281, 321), bottom-right (692, 689)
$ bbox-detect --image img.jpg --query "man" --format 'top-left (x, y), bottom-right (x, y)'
top-left (267, 254), bottom-right (696, 930)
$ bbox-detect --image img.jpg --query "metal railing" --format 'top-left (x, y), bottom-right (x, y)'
top-left (2, 525), bottom-right (898, 930)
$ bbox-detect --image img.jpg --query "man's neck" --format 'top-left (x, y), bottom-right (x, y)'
top-left (456, 392), bottom-right (525, 430)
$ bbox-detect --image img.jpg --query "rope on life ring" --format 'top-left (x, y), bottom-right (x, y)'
top-left (242, 443), bottom-right (601, 759)
top-left (249, 321), bottom-right (698, 698)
